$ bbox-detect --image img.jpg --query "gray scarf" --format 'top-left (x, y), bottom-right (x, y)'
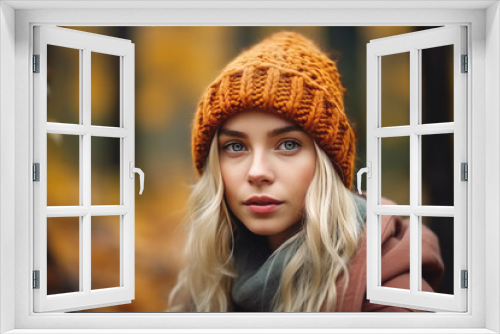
top-left (231, 194), bottom-right (367, 312)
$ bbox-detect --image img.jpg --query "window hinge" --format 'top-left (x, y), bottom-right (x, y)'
top-left (461, 270), bottom-right (468, 289)
top-left (33, 270), bottom-right (40, 289)
top-left (461, 162), bottom-right (468, 181)
top-left (461, 54), bottom-right (468, 73)
top-left (33, 163), bottom-right (40, 182)
top-left (33, 54), bottom-right (40, 73)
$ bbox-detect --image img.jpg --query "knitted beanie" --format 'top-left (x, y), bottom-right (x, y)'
top-left (191, 31), bottom-right (356, 189)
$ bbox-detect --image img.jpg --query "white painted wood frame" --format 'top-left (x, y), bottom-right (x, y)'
top-left (366, 26), bottom-right (467, 312)
top-left (1, 1), bottom-right (498, 333)
top-left (32, 26), bottom-right (135, 312)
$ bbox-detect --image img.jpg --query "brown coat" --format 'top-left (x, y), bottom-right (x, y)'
top-left (329, 197), bottom-right (445, 312)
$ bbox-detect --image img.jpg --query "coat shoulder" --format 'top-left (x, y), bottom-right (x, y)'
top-left (333, 196), bottom-right (445, 312)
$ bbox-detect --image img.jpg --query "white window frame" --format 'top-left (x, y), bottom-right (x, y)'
top-left (0, 1), bottom-right (499, 333)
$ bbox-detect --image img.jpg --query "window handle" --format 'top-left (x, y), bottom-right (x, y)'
top-left (129, 162), bottom-right (144, 195)
top-left (356, 162), bottom-right (371, 195)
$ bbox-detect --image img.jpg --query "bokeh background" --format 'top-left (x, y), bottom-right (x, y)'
top-left (45, 26), bottom-right (454, 312)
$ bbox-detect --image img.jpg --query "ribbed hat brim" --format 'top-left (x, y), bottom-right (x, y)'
top-left (192, 62), bottom-right (356, 188)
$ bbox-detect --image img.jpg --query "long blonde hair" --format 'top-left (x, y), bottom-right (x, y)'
top-left (168, 130), bottom-right (362, 312)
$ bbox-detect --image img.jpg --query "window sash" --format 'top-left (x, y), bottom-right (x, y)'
top-left (366, 26), bottom-right (468, 312)
top-left (33, 25), bottom-right (135, 313)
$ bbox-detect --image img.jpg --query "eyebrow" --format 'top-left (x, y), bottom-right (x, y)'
top-left (219, 125), bottom-right (303, 139)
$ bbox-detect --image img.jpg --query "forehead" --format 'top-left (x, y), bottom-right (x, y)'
top-left (221, 111), bottom-right (294, 130)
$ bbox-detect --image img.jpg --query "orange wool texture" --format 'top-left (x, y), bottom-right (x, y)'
top-left (191, 31), bottom-right (356, 189)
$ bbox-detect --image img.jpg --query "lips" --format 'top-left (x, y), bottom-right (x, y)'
top-left (244, 195), bottom-right (284, 214)
top-left (244, 195), bottom-right (283, 206)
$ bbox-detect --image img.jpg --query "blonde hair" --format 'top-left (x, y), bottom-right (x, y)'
top-left (168, 131), bottom-right (362, 312)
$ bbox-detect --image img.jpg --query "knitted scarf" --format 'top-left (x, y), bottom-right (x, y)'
top-left (231, 194), bottom-right (367, 312)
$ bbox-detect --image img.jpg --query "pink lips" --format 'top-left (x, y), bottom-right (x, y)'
top-left (244, 195), bottom-right (284, 214)
top-left (246, 204), bottom-right (283, 213)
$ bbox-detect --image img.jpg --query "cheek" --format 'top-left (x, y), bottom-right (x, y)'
top-left (304, 156), bottom-right (316, 182)
top-left (296, 153), bottom-right (316, 186)
top-left (299, 166), bottom-right (315, 197)
top-left (220, 161), bottom-right (239, 204)
top-left (220, 157), bottom-right (232, 185)
top-left (284, 156), bottom-right (316, 200)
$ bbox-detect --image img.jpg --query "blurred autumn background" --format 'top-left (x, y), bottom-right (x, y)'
top-left (45, 26), bottom-right (455, 312)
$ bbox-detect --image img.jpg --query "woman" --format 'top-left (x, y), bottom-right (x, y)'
top-left (168, 31), bottom-right (444, 312)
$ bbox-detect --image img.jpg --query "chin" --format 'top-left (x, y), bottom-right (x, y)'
top-left (244, 221), bottom-right (279, 237)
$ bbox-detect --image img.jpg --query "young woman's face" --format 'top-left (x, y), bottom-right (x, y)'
top-left (219, 111), bottom-right (316, 250)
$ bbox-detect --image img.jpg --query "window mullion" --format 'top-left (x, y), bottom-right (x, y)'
top-left (46, 123), bottom-right (130, 138)
top-left (78, 48), bottom-right (84, 294)
top-left (46, 206), bottom-right (127, 217)
top-left (82, 47), bottom-right (92, 294)
top-left (120, 55), bottom-right (124, 288)
top-left (90, 126), bottom-right (129, 138)
top-left (409, 47), bottom-right (419, 294)
top-left (417, 48), bottom-right (423, 293)
top-left (373, 123), bottom-right (454, 138)
top-left (373, 205), bottom-right (454, 216)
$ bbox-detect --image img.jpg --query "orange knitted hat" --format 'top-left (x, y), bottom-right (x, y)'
top-left (191, 31), bottom-right (356, 189)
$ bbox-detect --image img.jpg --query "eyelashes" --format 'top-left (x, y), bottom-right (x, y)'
top-left (278, 140), bottom-right (300, 151)
top-left (222, 139), bottom-right (302, 153)
top-left (224, 142), bottom-right (245, 152)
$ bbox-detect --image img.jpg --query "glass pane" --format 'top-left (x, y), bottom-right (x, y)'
top-left (91, 216), bottom-right (121, 290)
top-left (47, 134), bottom-right (80, 206)
top-left (421, 216), bottom-right (453, 295)
top-left (47, 217), bottom-right (80, 295)
top-left (421, 45), bottom-right (454, 124)
top-left (381, 136), bottom-right (410, 205)
top-left (421, 134), bottom-right (454, 206)
top-left (47, 45), bottom-right (80, 124)
top-left (381, 215), bottom-right (410, 290)
top-left (381, 52), bottom-right (410, 127)
top-left (91, 137), bottom-right (121, 205)
top-left (91, 52), bottom-right (120, 127)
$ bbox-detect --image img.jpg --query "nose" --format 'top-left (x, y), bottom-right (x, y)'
top-left (247, 150), bottom-right (274, 186)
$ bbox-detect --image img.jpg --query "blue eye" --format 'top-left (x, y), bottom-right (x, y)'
top-left (279, 140), bottom-right (300, 151)
top-left (226, 142), bottom-right (245, 152)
